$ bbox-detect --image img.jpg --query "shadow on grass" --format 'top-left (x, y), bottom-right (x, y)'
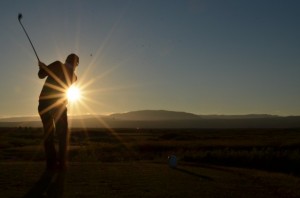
top-left (23, 170), bottom-right (66, 198)
top-left (173, 167), bottom-right (213, 181)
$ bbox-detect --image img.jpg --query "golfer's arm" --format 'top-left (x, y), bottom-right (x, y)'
top-left (38, 61), bottom-right (60, 79)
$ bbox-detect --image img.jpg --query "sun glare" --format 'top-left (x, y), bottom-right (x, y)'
top-left (67, 85), bottom-right (81, 102)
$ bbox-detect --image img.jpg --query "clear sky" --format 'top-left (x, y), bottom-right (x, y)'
top-left (1, 0), bottom-right (300, 117)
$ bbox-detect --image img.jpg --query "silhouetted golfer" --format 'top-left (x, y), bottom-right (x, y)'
top-left (38, 53), bottom-right (79, 170)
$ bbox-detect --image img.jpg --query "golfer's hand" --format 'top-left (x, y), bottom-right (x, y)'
top-left (38, 61), bottom-right (46, 68)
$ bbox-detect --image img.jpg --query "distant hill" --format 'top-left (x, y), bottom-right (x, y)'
top-left (0, 110), bottom-right (300, 128)
top-left (110, 110), bottom-right (280, 120)
top-left (109, 110), bottom-right (199, 120)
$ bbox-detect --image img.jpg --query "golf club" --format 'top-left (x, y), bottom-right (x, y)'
top-left (18, 13), bottom-right (40, 62)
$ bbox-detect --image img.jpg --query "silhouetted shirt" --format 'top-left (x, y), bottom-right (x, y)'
top-left (38, 61), bottom-right (77, 102)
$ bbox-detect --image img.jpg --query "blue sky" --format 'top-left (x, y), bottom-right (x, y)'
top-left (1, 0), bottom-right (300, 117)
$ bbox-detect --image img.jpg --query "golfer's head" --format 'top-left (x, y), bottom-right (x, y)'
top-left (66, 53), bottom-right (79, 68)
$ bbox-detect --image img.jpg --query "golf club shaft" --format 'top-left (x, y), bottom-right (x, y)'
top-left (18, 19), bottom-right (40, 62)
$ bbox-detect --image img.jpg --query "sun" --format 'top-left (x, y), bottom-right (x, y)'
top-left (67, 85), bottom-right (81, 102)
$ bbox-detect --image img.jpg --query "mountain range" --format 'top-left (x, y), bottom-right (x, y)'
top-left (0, 110), bottom-right (299, 128)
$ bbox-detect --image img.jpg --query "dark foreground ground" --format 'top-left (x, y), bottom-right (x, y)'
top-left (1, 127), bottom-right (300, 197)
top-left (0, 162), bottom-right (299, 198)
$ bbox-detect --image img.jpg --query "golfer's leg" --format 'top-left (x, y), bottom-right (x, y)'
top-left (39, 104), bottom-right (57, 169)
top-left (56, 106), bottom-right (69, 168)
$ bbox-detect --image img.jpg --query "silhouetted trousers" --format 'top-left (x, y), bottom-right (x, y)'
top-left (38, 100), bottom-right (69, 168)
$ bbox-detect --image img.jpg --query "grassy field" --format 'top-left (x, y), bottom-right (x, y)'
top-left (1, 162), bottom-right (300, 198)
top-left (0, 127), bottom-right (300, 197)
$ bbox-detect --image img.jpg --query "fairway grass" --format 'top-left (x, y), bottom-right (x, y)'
top-left (0, 162), bottom-right (299, 198)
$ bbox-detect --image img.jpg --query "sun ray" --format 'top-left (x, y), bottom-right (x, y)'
top-left (39, 98), bottom-right (67, 116)
top-left (39, 64), bottom-right (69, 90)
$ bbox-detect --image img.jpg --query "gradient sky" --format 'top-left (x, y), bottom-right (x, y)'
top-left (1, 0), bottom-right (300, 117)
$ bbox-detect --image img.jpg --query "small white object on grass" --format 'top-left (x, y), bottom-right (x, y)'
top-left (168, 155), bottom-right (177, 168)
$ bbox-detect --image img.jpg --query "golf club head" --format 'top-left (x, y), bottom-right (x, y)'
top-left (18, 13), bottom-right (23, 21)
